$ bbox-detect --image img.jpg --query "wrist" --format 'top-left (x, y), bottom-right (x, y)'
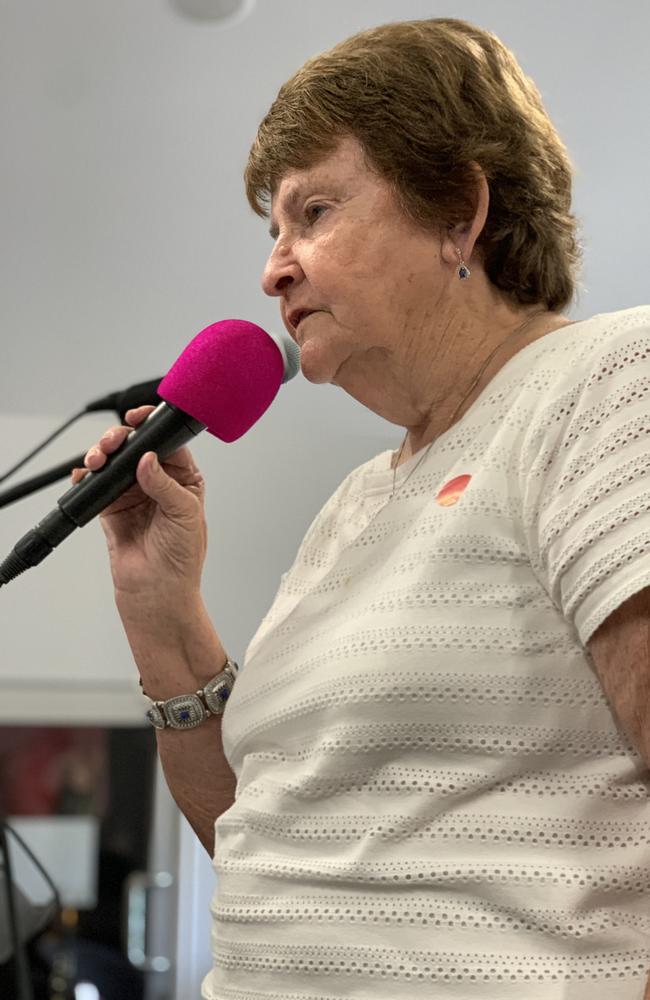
top-left (116, 593), bottom-right (228, 697)
top-left (115, 583), bottom-right (204, 628)
top-left (142, 658), bottom-right (239, 730)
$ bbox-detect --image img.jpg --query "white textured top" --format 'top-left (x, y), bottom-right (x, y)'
top-left (204, 305), bottom-right (650, 1000)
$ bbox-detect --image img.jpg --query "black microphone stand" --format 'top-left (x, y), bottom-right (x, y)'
top-left (0, 379), bottom-right (162, 510)
top-left (0, 820), bottom-right (35, 1000)
top-left (0, 456), bottom-right (85, 510)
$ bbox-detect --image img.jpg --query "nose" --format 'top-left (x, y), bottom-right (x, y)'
top-left (261, 242), bottom-right (303, 297)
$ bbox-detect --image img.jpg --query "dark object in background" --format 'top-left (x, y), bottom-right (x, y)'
top-left (0, 727), bottom-right (157, 999)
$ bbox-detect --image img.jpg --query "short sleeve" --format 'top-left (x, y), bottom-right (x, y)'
top-left (521, 310), bottom-right (650, 648)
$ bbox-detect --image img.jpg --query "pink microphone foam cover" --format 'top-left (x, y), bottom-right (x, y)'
top-left (157, 319), bottom-right (285, 443)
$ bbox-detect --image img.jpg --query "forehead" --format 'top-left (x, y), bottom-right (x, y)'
top-left (269, 137), bottom-right (378, 218)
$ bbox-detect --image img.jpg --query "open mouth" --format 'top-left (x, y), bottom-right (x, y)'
top-left (288, 308), bottom-right (317, 331)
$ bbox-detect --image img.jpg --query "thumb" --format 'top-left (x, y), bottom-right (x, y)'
top-left (137, 452), bottom-right (197, 518)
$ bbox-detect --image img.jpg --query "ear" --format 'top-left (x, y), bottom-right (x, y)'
top-left (441, 162), bottom-right (489, 270)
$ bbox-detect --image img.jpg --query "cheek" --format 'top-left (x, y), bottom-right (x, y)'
top-left (307, 222), bottom-right (380, 288)
top-left (344, 227), bottom-right (423, 298)
top-left (323, 245), bottom-right (398, 316)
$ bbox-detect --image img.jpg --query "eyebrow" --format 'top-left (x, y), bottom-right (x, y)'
top-left (268, 185), bottom-right (304, 240)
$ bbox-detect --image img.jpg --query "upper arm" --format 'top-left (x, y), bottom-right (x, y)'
top-left (586, 586), bottom-right (650, 764)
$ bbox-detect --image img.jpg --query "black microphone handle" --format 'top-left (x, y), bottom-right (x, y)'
top-left (0, 402), bottom-right (206, 585)
top-left (58, 402), bottom-right (205, 526)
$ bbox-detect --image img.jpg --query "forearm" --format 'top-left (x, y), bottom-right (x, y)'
top-left (156, 714), bottom-right (236, 854)
top-left (116, 590), bottom-right (237, 854)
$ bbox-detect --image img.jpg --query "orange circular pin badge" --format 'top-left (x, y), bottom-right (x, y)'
top-left (436, 474), bottom-right (472, 507)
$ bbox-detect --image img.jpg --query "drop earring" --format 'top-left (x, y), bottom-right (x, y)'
top-left (456, 247), bottom-right (471, 280)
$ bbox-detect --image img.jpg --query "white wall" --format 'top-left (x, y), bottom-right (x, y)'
top-left (2, 0), bottom-right (650, 993)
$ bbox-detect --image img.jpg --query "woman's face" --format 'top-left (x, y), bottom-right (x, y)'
top-left (262, 136), bottom-right (453, 398)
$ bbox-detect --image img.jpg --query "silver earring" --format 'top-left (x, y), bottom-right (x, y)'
top-left (456, 247), bottom-right (471, 280)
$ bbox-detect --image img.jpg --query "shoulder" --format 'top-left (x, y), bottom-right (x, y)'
top-left (564, 304), bottom-right (650, 368)
top-left (515, 304), bottom-right (650, 647)
top-left (519, 304), bottom-right (650, 448)
top-left (528, 304), bottom-right (650, 379)
top-left (545, 303), bottom-right (649, 369)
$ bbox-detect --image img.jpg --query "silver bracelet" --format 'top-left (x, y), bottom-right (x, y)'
top-left (141, 658), bottom-right (239, 730)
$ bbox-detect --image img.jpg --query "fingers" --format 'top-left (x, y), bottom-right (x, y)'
top-left (125, 405), bottom-right (199, 477)
top-left (136, 451), bottom-right (203, 518)
top-left (70, 403), bottom-right (198, 487)
top-left (124, 405), bottom-right (156, 426)
top-left (90, 425), bottom-right (131, 469)
top-left (70, 405), bottom-right (156, 486)
top-left (71, 466), bottom-right (88, 485)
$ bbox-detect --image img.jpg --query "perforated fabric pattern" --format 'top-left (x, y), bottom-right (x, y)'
top-left (203, 306), bottom-right (650, 999)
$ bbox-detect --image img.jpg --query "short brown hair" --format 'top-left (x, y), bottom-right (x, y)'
top-left (245, 18), bottom-right (582, 312)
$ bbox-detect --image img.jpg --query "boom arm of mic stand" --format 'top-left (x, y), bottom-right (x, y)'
top-left (0, 454), bottom-right (85, 510)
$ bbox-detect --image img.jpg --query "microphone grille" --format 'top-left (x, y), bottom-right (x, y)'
top-left (269, 330), bottom-right (301, 383)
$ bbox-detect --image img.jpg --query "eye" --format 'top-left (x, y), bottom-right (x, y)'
top-left (305, 202), bottom-right (327, 225)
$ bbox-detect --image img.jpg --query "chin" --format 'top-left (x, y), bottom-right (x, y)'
top-left (300, 361), bottom-right (332, 386)
top-left (298, 338), bottom-right (340, 385)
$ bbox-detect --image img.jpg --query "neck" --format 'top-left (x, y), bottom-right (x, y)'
top-left (396, 307), bottom-right (573, 466)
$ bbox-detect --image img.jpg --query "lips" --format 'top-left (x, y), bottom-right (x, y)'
top-left (288, 308), bottom-right (318, 331)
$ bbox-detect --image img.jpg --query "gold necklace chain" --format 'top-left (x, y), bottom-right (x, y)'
top-left (390, 308), bottom-right (548, 500)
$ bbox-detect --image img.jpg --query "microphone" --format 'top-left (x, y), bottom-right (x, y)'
top-left (84, 378), bottom-right (164, 420)
top-left (0, 379), bottom-right (165, 490)
top-left (0, 319), bottom-right (300, 587)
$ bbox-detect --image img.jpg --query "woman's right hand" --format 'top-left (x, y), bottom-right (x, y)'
top-left (71, 405), bottom-right (208, 603)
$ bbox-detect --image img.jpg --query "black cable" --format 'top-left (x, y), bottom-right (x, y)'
top-left (0, 821), bottom-right (34, 1000)
top-left (0, 410), bottom-right (86, 486)
top-left (0, 454), bottom-right (86, 511)
top-left (1, 379), bottom-right (162, 489)
top-left (4, 823), bottom-right (62, 916)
